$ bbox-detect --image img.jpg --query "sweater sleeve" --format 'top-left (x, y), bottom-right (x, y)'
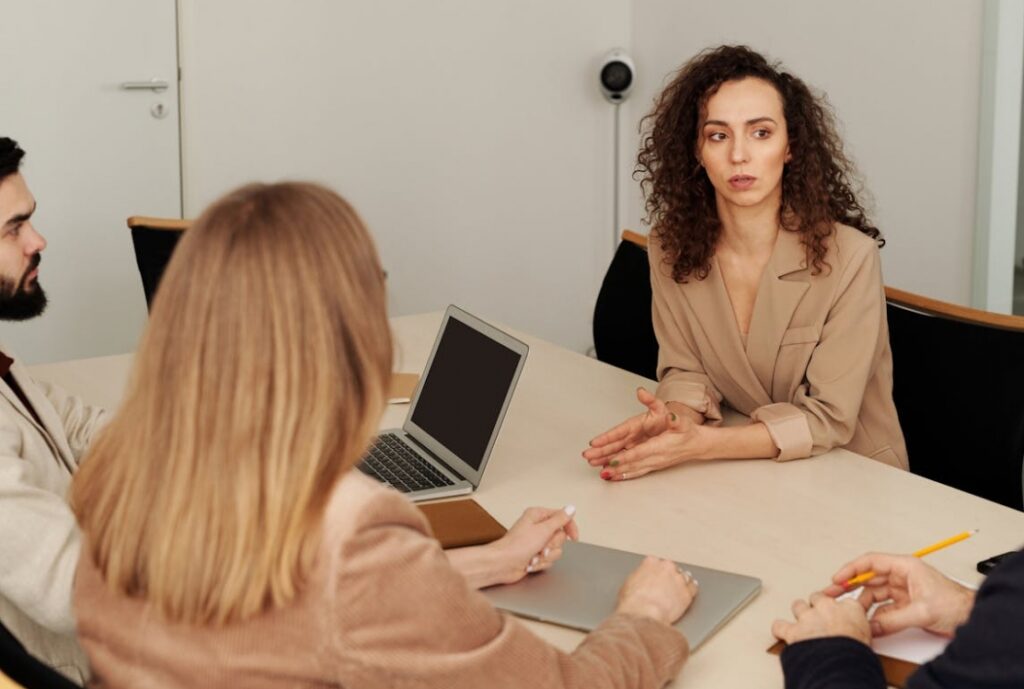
top-left (330, 488), bottom-right (688, 689)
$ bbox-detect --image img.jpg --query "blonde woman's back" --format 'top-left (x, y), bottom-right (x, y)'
top-left (74, 471), bottom-right (687, 688)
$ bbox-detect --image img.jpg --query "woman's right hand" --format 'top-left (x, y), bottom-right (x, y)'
top-left (615, 556), bottom-right (698, 626)
top-left (583, 388), bottom-right (682, 467)
top-left (824, 552), bottom-right (976, 638)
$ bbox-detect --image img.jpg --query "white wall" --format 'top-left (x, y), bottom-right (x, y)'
top-left (178, 1), bottom-right (993, 356)
top-left (0, 1), bottom-right (180, 364)
top-left (178, 0), bottom-right (630, 353)
top-left (626, 0), bottom-right (983, 307)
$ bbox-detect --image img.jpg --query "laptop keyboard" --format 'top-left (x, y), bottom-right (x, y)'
top-left (358, 433), bottom-right (456, 493)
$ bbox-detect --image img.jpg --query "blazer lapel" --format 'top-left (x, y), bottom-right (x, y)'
top-left (681, 260), bottom-right (773, 410)
top-left (4, 363), bottom-right (77, 473)
top-left (746, 229), bottom-right (811, 394)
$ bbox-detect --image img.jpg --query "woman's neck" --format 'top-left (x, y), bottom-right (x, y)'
top-left (715, 198), bottom-right (781, 258)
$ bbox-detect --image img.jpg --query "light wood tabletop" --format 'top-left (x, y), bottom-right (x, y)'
top-left (29, 312), bottom-right (1024, 688)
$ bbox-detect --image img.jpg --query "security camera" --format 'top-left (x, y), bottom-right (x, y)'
top-left (599, 49), bottom-right (634, 103)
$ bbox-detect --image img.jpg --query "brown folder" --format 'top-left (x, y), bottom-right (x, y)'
top-left (417, 499), bottom-right (508, 549)
top-left (768, 640), bottom-right (918, 688)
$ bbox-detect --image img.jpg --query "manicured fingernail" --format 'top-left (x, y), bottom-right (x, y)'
top-left (670, 413), bottom-right (677, 421)
top-left (564, 504), bottom-right (576, 516)
top-left (609, 459), bottom-right (620, 467)
top-left (526, 564), bottom-right (534, 573)
top-left (600, 469), bottom-right (612, 480)
top-left (530, 556), bottom-right (539, 566)
top-left (684, 570), bottom-right (693, 578)
top-left (543, 548), bottom-right (550, 558)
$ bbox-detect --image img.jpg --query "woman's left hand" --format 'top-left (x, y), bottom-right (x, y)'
top-left (598, 414), bottom-right (706, 481)
top-left (771, 591), bottom-right (873, 646)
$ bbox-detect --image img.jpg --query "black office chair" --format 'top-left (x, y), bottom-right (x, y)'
top-left (592, 230), bottom-right (659, 380)
top-left (886, 287), bottom-right (1024, 511)
top-left (128, 215), bottom-right (190, 310)
top-left (0, 619), bottom-right (81, 689)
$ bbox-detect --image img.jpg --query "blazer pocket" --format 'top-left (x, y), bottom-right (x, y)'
top-left (779, 325), bottom-right (820, 346)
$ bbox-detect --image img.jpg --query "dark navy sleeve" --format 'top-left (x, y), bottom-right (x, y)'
top-left (781, 637), bottom-right (885, 689)
top-left (907, 548), bottom-right (1024, 689)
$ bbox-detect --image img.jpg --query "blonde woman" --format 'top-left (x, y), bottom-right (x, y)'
top-left (70, 183), bottom-right (696, 688)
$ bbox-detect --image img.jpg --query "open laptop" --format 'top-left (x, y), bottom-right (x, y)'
top-left (482, 541), bottom-right (761, 651)
top-left (357, 305), bottom-right (528, 501)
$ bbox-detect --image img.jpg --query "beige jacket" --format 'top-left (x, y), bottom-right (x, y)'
top-left (0, 355), bottom-right (107, 683)
top-left (75, 471), bottom-right (688, 689)
top-left (651, 225), bottom-right (907, 468)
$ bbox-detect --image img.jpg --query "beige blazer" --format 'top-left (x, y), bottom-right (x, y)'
top-left (75, 471), bottom-right (688, 689)
top-left (651, 225), bottom-right (907, 468)
top-left (0, 354), bottom-right (107, 684)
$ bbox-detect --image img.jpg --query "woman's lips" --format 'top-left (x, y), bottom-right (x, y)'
top-left (728, 175), bottom-right (756, 190)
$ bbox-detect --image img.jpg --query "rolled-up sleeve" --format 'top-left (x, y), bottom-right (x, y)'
top-left (752, 241), bottom-right (886, 460)
top-left (649, 239), bottom-right (724, 425)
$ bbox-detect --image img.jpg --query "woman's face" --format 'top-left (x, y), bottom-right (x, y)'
top-left (697, 77), bottom-right (790, 213)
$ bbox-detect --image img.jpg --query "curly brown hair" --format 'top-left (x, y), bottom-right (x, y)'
top-left (636, 45), bottom-right (882, 282)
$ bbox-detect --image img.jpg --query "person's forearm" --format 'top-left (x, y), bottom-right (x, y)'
top-left (444, 543), bottom-right (518, 589)
top-left (692, 422), bottom-right (779, 461)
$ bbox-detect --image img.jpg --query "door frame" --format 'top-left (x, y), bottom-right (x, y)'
top-left (972, 0), bottom-right (1024, 313)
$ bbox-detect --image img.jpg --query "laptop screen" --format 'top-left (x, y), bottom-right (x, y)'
top-left (410, 316), bottom-right (523, 470)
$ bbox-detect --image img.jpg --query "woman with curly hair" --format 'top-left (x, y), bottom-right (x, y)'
top-left (584, 45), bottom-right (906, 480)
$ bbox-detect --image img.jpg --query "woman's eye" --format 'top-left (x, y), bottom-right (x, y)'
top-left (708, 131), bottom-right (727, 142)
top-left (753, 128), bottom-right (771, 139)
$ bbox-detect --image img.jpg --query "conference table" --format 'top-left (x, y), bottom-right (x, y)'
top-left (29, 312), bottom-right (1024, 688)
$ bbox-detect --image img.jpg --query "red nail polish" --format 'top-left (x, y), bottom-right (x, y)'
top-left (600, 469), bottom-right (612, 480)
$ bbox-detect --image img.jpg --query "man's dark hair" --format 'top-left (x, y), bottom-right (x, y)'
top-left (0, 138), bottom-right (25, 183)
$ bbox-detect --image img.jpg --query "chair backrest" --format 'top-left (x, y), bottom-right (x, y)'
top-left (0, 620), bottom-right (81, 689)
top-left (885, 286), bottom-right (1024, 510)
top-left (127, 215), bottom-right (190, 310)
top-left (592, 230), bottom-right (659, 379)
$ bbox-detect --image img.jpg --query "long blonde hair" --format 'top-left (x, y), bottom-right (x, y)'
top-left (71, 182), bottom-right (392, 625)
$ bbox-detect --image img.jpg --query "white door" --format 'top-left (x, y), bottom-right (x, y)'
top-left (0, 1), bottom-right (181, 363)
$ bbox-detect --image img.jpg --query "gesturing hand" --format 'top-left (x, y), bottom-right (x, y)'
top-left (582, 388), bottom-right (705, 481)
top-left (583, 388), bottom-right (682, 464)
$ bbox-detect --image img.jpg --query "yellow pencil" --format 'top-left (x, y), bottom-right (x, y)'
top-left (843, 529), bottom-right (978, 589)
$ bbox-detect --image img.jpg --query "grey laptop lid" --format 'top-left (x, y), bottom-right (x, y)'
top-left (481, 541), bottom-right (761, 650)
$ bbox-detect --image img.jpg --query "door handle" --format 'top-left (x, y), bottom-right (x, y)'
top-left (120, 78), bottom-right (169, 92)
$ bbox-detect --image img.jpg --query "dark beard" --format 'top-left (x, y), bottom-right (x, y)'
top-left (0, 254), bottom-right (47, 321)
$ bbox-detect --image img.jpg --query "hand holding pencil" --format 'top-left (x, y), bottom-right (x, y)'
top-left (824, 547), bottom-right (977, 637)
top-left (841, 530), bottom-right (978, 590)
